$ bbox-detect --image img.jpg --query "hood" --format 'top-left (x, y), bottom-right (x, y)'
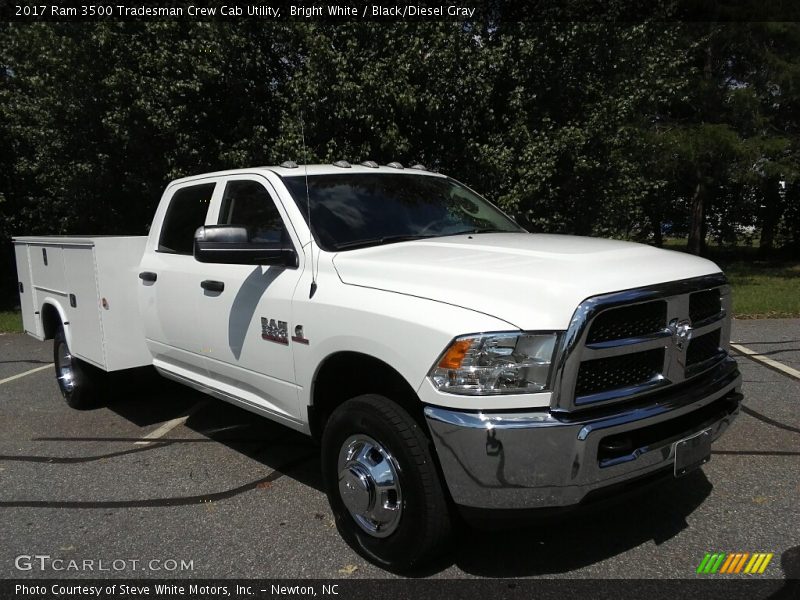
top-left (332, 233), bottom-right (723, 330)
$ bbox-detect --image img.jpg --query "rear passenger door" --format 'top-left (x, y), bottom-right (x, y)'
top-left (138, 181), bottom-right (217, 377)
top-left (197, 176), bottom-right (305, 422)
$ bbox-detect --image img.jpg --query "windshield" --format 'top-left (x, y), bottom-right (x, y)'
top-left (282, 173), bottom-right (524, 251)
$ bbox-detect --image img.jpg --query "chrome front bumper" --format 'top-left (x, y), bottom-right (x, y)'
top-left (425, 358), bottom-right (741, 510)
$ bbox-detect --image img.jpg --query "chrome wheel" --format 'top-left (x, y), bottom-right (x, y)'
top-left (337, 434), bottom-right (403, 538)
top-left (53, 325), bottom-right (104, 409)
top-left (56, 340), bottom-right (76, 393)
top-left (322, 396), bottom-right (453, 569)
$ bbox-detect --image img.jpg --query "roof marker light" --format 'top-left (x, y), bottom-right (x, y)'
top-left (387, 162), bottom-right (404, 169)
top-left (333, 160), bottom-right (351, 168)
top-left (360, 160), bottom-right (379, 168)
top-left (280, 161), bottom-right (298, 168)
top-left (411, 164), bottom-right (427, 170)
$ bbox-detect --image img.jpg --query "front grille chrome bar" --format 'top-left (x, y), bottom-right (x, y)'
top-left (582, 330), bottom-right (673, 359)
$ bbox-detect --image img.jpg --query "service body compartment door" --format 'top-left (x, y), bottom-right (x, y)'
top-left (13, 243), bottom-right (39, 336)
top-left (29, 243), bottom-right (67, 295)
top-left (62, 245), bottom-right (105, 367)
top-left (93, 237), bottom-right (150, 371)
top-left (197, 177), bottom-right (304, 420)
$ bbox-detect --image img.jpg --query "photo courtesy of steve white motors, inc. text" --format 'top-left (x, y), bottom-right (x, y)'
top-left (14, 583), bottom-right (340, 597)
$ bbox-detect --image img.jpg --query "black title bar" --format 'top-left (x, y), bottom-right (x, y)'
top-left (3, 0), bottom-right (800, 22)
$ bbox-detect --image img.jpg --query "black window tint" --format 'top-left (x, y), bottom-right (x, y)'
top-left (282, 174), bottom-right (522, 251)
top-left (219, 180), bottom-right (286, 244)
top-left (159, 183), bottom-right (215, 254)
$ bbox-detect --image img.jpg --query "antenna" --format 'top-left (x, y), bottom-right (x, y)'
top-left (301, 113), bottom-right (318, 298)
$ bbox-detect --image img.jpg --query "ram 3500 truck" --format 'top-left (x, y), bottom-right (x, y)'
top-left (13, 163), bottom-right (742, 570)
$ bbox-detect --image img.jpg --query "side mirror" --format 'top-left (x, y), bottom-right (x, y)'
top-left (193, 225), bottom-right (298, 267)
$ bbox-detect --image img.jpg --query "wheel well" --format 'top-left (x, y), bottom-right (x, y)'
top-left (309, 352), bottom-right (426, 440)
top-left (40, 303), bottom-right (62, 340)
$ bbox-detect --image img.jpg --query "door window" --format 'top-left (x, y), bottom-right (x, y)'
top-left (158, 183), bottom-right (216, 254)
top-left (219, 180), bottom-right (287, 244)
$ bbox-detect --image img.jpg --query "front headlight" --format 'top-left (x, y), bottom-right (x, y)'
top-left (428, 332), bottom-right (558, 395)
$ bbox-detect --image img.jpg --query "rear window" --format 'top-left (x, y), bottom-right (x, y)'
top-left (158, 183), bottom-right (216, 254)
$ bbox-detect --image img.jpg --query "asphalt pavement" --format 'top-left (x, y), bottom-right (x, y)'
top-left (0, 321), bottom-right (798, 580)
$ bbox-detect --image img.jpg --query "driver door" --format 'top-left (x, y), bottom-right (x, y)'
top-left (196, 176), bottom-right (305, 421)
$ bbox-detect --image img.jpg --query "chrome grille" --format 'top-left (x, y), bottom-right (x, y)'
top-left (585, 300), bottom-right (667, 343)
top-left (551, 274), bottom-right (732, 411)
top-left (686, 329), bottom-right (723, 370)
top-left (690, 289), bottom-right (722, 323)
top-left (575, 348), bottom-right (665, 397)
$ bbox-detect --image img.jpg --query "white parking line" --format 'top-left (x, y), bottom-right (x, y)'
top-left (134, 399), bottom-right (210, 445)
top-left (731, 343), bottom-right (800, 382)
top-left (0, 363), bottom-right (53, 386)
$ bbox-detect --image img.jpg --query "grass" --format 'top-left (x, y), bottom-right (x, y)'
top-left (724, 262), bottom-right (800, 319)
top-left (0, 310), bottom-right (22, 334)
top-left (661, 238), bottom-right (800, 318)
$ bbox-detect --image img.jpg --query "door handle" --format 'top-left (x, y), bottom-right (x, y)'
top-left (201, 280), bottom-right (224, 293)
top-left (139, 271), bottom-right (157, 283)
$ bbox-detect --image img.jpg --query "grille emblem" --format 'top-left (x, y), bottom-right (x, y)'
top-left (669, 318), bottom-right (693, 351)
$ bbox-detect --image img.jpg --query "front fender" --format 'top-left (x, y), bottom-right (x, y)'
top-left (291, 284), bottom-right (517, 408)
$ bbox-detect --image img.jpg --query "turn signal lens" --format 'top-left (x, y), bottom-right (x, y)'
top-left (429, 332), bottom-right (558, 395)
top-left (437, 339), bottom-right (472, 369)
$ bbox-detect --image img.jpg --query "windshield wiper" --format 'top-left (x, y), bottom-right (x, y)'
top-left (440, 227), bottom-right (514, 237)
top-left (333, 229), bottom-right (515, 250)
top-left (333, 234), bottom-right (434, 251)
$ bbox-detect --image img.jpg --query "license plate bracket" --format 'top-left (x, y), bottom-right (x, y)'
top-left (674, 428), bottom-right (712, 477)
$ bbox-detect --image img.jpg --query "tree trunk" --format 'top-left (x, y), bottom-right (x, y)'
top-left (688, 176), bottom-right (705, 255)
top-left (700, 211), bottom-right (709, 255)
top-left (653, 218), bottom-right (663, 247)
top-left (787, 182), bottom-right (800, 255)
top-left (759, 178), bottom-right (782, 258)
top-left (687, 34), bottom-right (714, 257)
top-left (648, 203), bottom-right (663, 247)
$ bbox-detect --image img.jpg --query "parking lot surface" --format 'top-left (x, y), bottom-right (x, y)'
top-left (0, 320), bottom-right (798, 580)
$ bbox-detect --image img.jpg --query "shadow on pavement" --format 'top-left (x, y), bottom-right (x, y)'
top-left (87, 367), bottom-right (718, 577)
top-left (102, 367), bottom-right (324, 494)
top-left (426, 470), bottom-right (713, 577)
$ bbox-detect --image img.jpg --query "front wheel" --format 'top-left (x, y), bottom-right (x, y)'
top-left (321, 395), bottom-right (452, 571)
top-left (53, 325), bottom-right (105, 409)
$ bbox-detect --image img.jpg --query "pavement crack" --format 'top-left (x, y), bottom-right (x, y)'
top-left (33, 436), bottom-right (314, 445)
top-left (0, 359), bottom-right (52, 365)
top-left (713, 449), bottom-right (800, 456)
top-left (0, 442), bottom-right (172, 463)
top-left (0, 453), bottom-right (315, 509)
top-left (0, 439), bottom-right (316, 464)
top-left (741, 405), bottom-right (800, 435)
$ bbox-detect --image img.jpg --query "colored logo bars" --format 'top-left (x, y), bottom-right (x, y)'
top-left (697, 552), bottom-right (774, 574)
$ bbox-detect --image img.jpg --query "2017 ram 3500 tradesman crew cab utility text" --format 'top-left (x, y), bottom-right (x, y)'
top-left (13, 163), bottom-right (742, 570)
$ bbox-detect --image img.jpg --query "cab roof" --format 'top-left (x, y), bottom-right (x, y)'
top-left (169, 164), bottom-right (447, 186)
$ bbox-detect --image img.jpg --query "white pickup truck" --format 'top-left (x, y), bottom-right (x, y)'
top-left (13, 163), bottom-right (742, 570)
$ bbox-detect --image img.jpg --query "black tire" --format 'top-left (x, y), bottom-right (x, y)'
top-left (321, 394), bottom-right (452, 571)
top-left (53, 325), bottom-right (105, 409)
